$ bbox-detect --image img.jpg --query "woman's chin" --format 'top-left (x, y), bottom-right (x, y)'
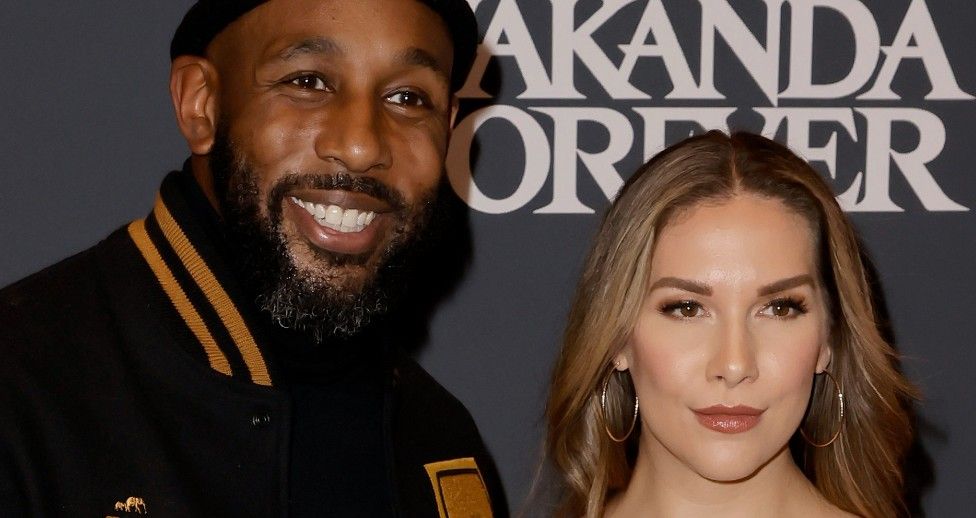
top-left (679, 445), bottom-right (781, 483)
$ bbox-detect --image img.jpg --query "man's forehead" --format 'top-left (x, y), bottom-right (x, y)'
top-left (270, 36), bottom-right (450, 75)
top-left (249, 30), bottom-right (453, 87)
top-left (171, 0), bottom-right (478, 91)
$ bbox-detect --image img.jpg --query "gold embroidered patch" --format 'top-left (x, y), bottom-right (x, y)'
top-left (424, 457), bottom-right (493, 518)
top-left (111, 495), bottom-right (147, 515)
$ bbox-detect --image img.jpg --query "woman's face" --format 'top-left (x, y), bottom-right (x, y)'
top-left (619, 193), bottom-right (832, 482)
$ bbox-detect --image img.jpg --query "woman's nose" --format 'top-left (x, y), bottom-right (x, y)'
top-left (707, 319), bottom-right (759, 387)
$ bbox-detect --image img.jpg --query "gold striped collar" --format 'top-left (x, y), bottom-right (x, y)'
top-left (127, 194), bottom-right (273, 387)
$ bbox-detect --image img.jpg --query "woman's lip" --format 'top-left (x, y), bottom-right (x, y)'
top-left (692, 406), bottom-right (764, 434)
top-left (693, 405), bottom-right (764, 416)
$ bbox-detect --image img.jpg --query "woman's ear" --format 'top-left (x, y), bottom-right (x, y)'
top-left (170, 56), bottom-right (220, 155)
top-left (816, 344), bottom-right (832, 374)
top-left (613, 346), bottom-right (632, 372)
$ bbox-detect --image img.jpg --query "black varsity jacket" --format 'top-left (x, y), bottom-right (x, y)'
top-left (0, 171), bottom-right (506, 517)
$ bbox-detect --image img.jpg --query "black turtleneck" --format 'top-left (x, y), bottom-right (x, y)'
top-left (270, 328), bottom-right (393, 517)
top-left (175, 168), bottom-right (394, 517)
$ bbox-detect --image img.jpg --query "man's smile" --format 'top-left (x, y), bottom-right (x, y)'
top-left (290, 197), bottom-right (377, 233)
top-left (283, 189), bottom-right (397, 256)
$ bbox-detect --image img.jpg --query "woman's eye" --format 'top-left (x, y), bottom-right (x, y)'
top-left (661, 301), bottom-right (704, 318)
top-left (760, 298), bottom-right (808, 318)
top-left (387, 90), bottom-right (427, 107)
top-left (289, 75), bottom-right (327, 91)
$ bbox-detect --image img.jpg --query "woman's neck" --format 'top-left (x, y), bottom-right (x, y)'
top-left (606, 442), bottom-right (839, 518)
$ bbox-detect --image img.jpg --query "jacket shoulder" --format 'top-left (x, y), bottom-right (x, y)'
top-left (395, 356), bottom-right (474, 419)
top-left (392, 354), bottom-right (510, 517)
top-left (0, 227), bottom-right (145, 383)
top-left (0, 227), bottom-right (134, 333)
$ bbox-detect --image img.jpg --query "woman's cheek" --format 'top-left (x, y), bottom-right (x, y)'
top-left (630, 319), bottom-right (706, 396)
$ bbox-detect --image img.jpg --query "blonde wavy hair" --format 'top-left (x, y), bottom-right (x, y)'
top-left (545, 131), bottom-right (916, 517)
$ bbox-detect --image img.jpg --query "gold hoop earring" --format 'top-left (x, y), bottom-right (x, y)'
top-left (601, 367), bottom-right (639, 443)
top-left (800, 370), bottom-right (845, 448)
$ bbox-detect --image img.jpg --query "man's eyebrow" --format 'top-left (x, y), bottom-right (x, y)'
top-left (757, 274), bottom-right (815, 296)
top-left (277, 37), bottom-right (344, 60)
top-left (649, 277), bottom-right (712, 296)
top-left (394, 47), bottom-right (449, 81)
top-left (273, 40), bottom-right (449, 82)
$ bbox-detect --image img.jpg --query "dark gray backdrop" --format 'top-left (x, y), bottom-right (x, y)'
top-left (1, 1), bottom-right (972, 516)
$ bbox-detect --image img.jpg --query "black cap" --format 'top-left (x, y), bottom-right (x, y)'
top-left (170, 0), bottom-right (479, 92)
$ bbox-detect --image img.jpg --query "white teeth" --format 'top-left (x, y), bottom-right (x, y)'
top-left (293, 198), bottom-right (377, 233)
top-left (341, 209), bottom-right (359, 227)
top-left (325, 205), bottom-right (343, 225)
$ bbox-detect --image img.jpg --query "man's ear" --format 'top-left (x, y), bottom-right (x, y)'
top-left (448, 94), bottom-right (459, 128)
top-left (170, 56), bottom-right (219, 155)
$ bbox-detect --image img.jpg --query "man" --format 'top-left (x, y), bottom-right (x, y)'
top-left (0, 1), bottom-right (506, 516)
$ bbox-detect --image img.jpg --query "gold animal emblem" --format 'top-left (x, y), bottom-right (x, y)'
top-left (113, 496), bottom-right (147, 514)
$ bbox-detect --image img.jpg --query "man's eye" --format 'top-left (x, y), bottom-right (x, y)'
top-left (759, 297), bottom-right (808, 318)
top-left (386, 90), bottom-right (427, 107)
top-left (289, 75), bottom-right (327, 91)
top-left (660, 300), bottom-right (705, 319)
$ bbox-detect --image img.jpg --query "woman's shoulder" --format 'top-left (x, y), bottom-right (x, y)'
top-left (812, 498), bottom-right (860, 518)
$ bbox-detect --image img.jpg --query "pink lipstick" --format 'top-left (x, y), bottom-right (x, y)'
top-left (693, 405), bottom-right (764, 434)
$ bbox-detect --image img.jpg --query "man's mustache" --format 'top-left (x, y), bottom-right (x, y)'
top-left (266, 172), bottom-right (407, 213)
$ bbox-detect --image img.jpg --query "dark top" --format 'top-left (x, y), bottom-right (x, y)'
top-left (0, 167), bottom-right (507, 517)
top-left (270, 327), bottom-right (392, 516)
top-left (172, 167), bottom-right (395, 515)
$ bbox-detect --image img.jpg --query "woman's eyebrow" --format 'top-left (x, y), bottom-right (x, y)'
top-left (757, 274), bottom-right (814, 296)
top-left (649, 277), bottom-right (712, 296)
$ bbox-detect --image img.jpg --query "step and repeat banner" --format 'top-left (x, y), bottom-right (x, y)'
top-left (1, 1), bottom-right (973, 515)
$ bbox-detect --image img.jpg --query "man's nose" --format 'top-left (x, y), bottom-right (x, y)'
top-left (706, 319), bottom-right (759, 388)
top-left (314, 95), bottom-right (392, 173)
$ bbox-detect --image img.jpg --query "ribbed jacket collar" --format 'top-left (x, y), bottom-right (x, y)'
top-left (126, 168), bottom-right (275, 386)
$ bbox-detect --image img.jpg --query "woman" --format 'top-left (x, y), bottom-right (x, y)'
top-left (546, 131), bottom-right (915, 517)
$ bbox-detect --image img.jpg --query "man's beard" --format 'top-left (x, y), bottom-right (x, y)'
top-left (209, 125), bottom-right (439, 342)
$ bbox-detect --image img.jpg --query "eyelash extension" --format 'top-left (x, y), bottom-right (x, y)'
top-left (658, 300), bottom-right (702, 316)
top-left (656, 297), bottom-right (809, 318)
top-left (766, 296), bottom-right (809, 315)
